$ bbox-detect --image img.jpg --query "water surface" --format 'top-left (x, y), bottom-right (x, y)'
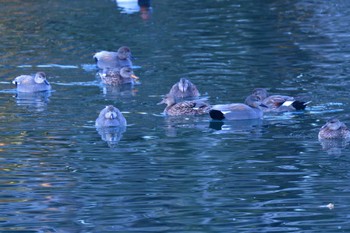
top-left (1, 0), bottom-right (350, 232)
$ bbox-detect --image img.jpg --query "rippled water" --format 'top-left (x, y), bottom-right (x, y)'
top-left (1, 0), bottom-right (350, 232)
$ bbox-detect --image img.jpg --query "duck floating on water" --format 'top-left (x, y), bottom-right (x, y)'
top-left (13, 72), bottom-right (51, 93)
top-left (158, 94), bottom-right (210, 116)
top-left (93, 46), bottom-right (133, 70)
top-left (95, 105), bottom-right (127, 127)
top-left (318, 118), bottom-right (350, 140)
top-left (209, 94), bottom-right (267, 120)
top-left (252, 88), bottom-right (310, 112)
top-left (167, 78), bottom-right (200, 100)
top-left (98, 67), bottom-right (139, 86)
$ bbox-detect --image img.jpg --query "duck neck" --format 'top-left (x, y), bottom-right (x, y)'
top-left (164, 102), bottom-right (176, 112)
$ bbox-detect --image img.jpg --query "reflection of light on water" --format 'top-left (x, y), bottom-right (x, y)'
top-left (81, 64), bottom-right (97, 72)
top-left (115, 0), bottom-right (140, 14)
top-left (17, 64), bottom-right (79, 69)
top-left (37, 64), bottom-right (78, 69)
top-left (142, 135), bottom-right (158, 140)
top-left (308, 103), bottom-right (345, 115)
top-left (52, 81), bottom-right (100, 87)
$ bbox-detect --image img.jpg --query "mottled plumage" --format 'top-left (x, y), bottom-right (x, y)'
top-left (12, 72), bottom-right (51, 93)
top-left (99, 67), bottom-right (139, 86)
top-left (318, 118), bottom-right (350, 140)
top-left (209, 95), bottom-right (266, 120)
top-left (93, 46), bottom-right (133, 70)
top-left (252, 88), bottom-right (309, 112)
top-left (95, 105), bottom-right (127, 127)
top-left (167, 78), bottom-right (200, 99)
top-left (158, 94), bottom-right (210, 116)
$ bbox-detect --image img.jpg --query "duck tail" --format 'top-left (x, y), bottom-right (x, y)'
top-left (292, 101), bottom-right (311, 110)
top-left (209, 109), bottom-right (225, 120)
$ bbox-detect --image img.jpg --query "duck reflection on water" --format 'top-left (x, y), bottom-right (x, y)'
top-left (14, 91), bottom-right (51, 112)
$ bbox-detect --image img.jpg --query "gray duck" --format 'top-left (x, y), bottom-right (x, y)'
top-left (209, 94), bottom-right (266, 120)
top-left (13, 72), bottom-right (51, 93)
top-left (93, 46), bottom-right (133, 70)
top-left (95, 105), bottom-right (127, 127)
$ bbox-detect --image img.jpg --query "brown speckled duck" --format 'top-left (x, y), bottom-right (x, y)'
top-left (158, 94), bottom-right (210, 116)
top-left (167, 78), bottom-right (200, 99)
top-left (98, 67), bottom-right (139, 86)
top-left (318, 118), bottom-right (350, 140)
top-left (252, 88), bottom-right (310, 112)
top-left (93, 46), bottom-right (133, 70)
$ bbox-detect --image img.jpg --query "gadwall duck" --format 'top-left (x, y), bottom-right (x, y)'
top-left (98, 67), bottom-right (139, 86)
top-left (95, 105), bottom-right (127, 127)
top-left (318, 118), bottom-right (350, 140)
top-left (93, 46), bottom-right (133, 70)
top-left (209, 94), bottom-right (267, 120)
top-left (12, 72), bottom-right (51, 93)
top-left (158, 94), bottom-right (210, 116)
top-left (252, 88), bottom-right (310, 112)
top-left (167, 78), bottom-right (200, 99)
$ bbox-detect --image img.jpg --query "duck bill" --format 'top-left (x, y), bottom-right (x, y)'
top-left (130, 74), bottom-right (139, 81)
top-left (157, 99), bottom-right (165, 105)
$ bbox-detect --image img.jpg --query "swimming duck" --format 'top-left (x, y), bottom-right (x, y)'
top-left (98, 67), bottom-right (139, 86)
top-left (209, 94), bottom-right (266, 120)
top-left (158, 94), bottom-right (210, 116)
top-left (12, 72), bottom-right (51, 93)
top-left (252, 88), bottom-right (309, 112)
top-left (93, 46), bottom-right (133, 70)
top-left (95, 105), bottom-right (127, 127)
top-left (167, 78), bottom-right (200, 99)
top-left (318, 118), bottom-right (350, 140)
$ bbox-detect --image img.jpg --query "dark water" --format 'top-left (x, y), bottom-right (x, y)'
top-left (1, 0), bottom-right (350, 232)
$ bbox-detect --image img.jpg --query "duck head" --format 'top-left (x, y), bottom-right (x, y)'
top-left (120, 67), bottom-right (139, 81)
top-left (117, 46), bottom-right (132, 60)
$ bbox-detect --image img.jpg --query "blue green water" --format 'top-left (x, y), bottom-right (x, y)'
top-left (1, 0), bottom-right (350, 232)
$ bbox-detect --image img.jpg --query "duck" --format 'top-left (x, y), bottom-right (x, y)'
top-left (167, 78), bottom-right (200, 100)
top-left (158, 94), bottom-right (210, 116)
top-left (95, 105), bottom-right (127, 127)
top-left (209, 94), bottom-right (267, 120)
top-left (318, 118), bottom-right (350, 140)
top-left (252, 88), bottom-right (310, 112)
top-left (93, 46), bottom-right (133, 70)
top-left (98, 67), bottom-right (139, 86)
top-left (12, 72), bottom-right (51, 93)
